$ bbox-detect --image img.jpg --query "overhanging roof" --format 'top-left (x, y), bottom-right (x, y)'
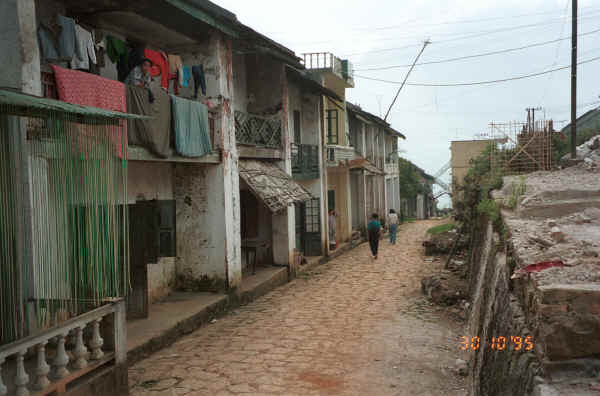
top-left (347, 102), bottom-right (406, 139)
top-left (286, 66), bottom-right (344, 103)
top-left (0, 89), bottom-right (148, 122)
top-left (348, 158), bottom-right (384, 175)
top-left (239, 160), bottom-right (312, 213)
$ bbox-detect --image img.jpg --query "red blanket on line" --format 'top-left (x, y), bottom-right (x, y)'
top-left (51, 65), bottom-right (128, 158)
top-left (145, 49), bottom-right (169, 89)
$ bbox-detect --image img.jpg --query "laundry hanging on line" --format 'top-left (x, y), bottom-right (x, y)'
top-left (50, 64), bottom-right (128, 158)
top-left (127, 84), bottom-right (171, 158)
top-left (170, 94), bottom-right (212, 158)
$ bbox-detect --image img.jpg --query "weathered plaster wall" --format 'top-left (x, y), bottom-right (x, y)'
top-left (451, 140), bottom-right (494, 190)
top-left (127, 162), bottom-right (176, 300)
top-left (327, 168), bottom-right (352, 243)
top-left (272, 68), bottom-right (294, 268)
top-left (147, 257), bottom-right (176, 303)
top-left (210, 31), bottom-right (241, 288)
top-left (246, 55), bottom-right (283, 114)
top-left (1, 0), bottom-right (41, 95)
top-left (174, 163), bottom-right (228, 284)
top-left (127, 162), bottom-right (174, 203)
top-left (233, 54), bottom-right (248, 112)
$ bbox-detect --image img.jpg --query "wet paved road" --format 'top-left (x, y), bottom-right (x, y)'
top-left (129, 220), bottom-right (465, 396)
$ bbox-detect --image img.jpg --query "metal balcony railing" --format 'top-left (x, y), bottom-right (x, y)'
top-left (291, 143), bottom-right (319, 179)
top-left (235, 110), bottom-right (282, 148)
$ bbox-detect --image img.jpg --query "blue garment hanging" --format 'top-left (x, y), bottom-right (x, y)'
top-left (170, 95), bottom-right (212, 157)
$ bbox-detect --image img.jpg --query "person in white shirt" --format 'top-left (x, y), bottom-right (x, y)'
top-left (328, 210), bottom-right (337, 249)
top-left (388, 209), bottom-right (399, 244)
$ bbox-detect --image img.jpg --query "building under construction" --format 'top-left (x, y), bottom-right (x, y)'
top-left (486, 118), bottom-right (555, 176)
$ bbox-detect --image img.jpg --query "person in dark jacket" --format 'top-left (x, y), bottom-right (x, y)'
top-left (367, 213), bottom-right (382, 259)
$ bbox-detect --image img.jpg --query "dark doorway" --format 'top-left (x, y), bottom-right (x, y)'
top-left (295, 199), bottom-right (322, 257)
top-left (240, 190), bottom-right (259, 239)
top-left (328, 190), bottom-right (335, 213)
top-left (127, 200), bottom-right (176, 319)
top-left (127, 201), bottom-right (158, 319)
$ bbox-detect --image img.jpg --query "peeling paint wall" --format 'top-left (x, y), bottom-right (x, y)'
top-left (147, 257), bottom-right (176, 303)
top-left (215, 32), bottom-right (242, 288)
top-left (232, 54), bottom-right (248, 112)
top-left (2, 0), bottom-right (41, 95)
top-left (174, 163), bottom-right (227, 282)
top-left (127, 162), bottom-right (174, 203)
top-left (245, 54), bottom-right (283, 114)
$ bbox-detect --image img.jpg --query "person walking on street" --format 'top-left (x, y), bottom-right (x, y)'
top-left (368, 213), bottom-right (382, 259)
top-left (328, 210), bottom-right (337, 250)
top-left (388, 209), bottom-right (399, 244)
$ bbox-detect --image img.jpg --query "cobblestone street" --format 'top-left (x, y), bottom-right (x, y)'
top-left (129, 220), bottom-right (466, 396)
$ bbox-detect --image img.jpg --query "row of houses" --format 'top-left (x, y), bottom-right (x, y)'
top-left (0, 1), bottom-right (423, 395)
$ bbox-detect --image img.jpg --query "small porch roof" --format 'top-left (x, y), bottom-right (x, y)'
top-left (239, 160), bottom-right (312, 213)
top-left (348, 158), bottom-right (384, 175)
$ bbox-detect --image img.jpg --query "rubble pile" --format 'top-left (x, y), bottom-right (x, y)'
top-left (490, 162), bottom-right (600, 394)
top-left (561, 135), bottom-right (600, 165)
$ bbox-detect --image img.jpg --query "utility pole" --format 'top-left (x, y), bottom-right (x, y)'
top-left (384, 39), bottom-right (431, 122)
top-left (571, 0), bottom-right (578, 158)
top-left (526, 107), bottom-right (542, 132)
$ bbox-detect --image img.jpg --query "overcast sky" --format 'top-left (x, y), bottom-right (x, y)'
top-left (214, 0), bottom-right (599, 207)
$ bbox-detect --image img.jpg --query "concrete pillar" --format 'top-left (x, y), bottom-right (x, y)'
top-left (273, 64), bottom-right (294, 268)
top-left (316, 94), bottom-right (327, 254)
top-left (0, 0), bottom-right (41, 95)
top-left (343, 169), bottom-right (352, 240)
top-left (213, 32), bottom-right (241, 288)
top-left (320, 95), bottom-right (330, 255)
top-left (358, 170), bottom-right (367, 235)
top-left (0, 0), bottom-right (40, 331)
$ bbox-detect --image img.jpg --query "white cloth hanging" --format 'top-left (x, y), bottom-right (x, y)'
top-left (71, 24), bottom-right (96, 70)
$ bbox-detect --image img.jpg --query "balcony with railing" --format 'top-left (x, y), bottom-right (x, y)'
top-left (385, 161), bottom-right (399, 175)
top-left (301, 53), bottom-right (354, 88)
top-left (235, 110), bottom-right (283, 150)
top-left (291, 143), bottom-right (319, 180)
top-left (327, 145), bottom-right (359, 166)
top-left (0, 300), bottom-right (126, 396)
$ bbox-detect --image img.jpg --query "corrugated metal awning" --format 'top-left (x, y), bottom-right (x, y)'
top-left (0, 89), bottom-right (149, 122)
top-left (239, 160), bottom-right (312, 213)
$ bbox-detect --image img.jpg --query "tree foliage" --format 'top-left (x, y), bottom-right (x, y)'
top-left (398, 157), bottom-right (427, 199)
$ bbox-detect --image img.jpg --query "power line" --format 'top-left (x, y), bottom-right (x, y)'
top-left (341, 12), bottom-right (600, 57)
top-left (354, 55), bottom-right (600, 87)
top-left (381, 46), bottom-right (600, 114)
top-left (540, 0), bottom-right (572, 104)
top-left (355, 27), bottom-right (600, 71)
top-left (270, 6), bottom-right (600, 36)
top-left (361, 7), bottom-right (596, 31)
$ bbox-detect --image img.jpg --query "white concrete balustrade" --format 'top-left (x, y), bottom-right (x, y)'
top-left (0, 300), bottom-right (125, 396)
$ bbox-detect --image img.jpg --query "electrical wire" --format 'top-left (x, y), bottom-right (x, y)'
top-left (340, 12), bottom-right (600, 57)
top-left (269, 6), bottom-right (600, 36)
top-left (540, 0), bottom-right (572, 104)
top-left (354, 27), bottom-right (600, 71)
top-left (354, 55), bottom-right (600, 87)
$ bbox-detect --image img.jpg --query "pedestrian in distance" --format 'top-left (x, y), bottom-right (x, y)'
top-left (388, 209), bottom-right (399, 244)
top-left (328, 210), bottom-right (337, 250)
top-left (368, 213), bottom-right (382, 259)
